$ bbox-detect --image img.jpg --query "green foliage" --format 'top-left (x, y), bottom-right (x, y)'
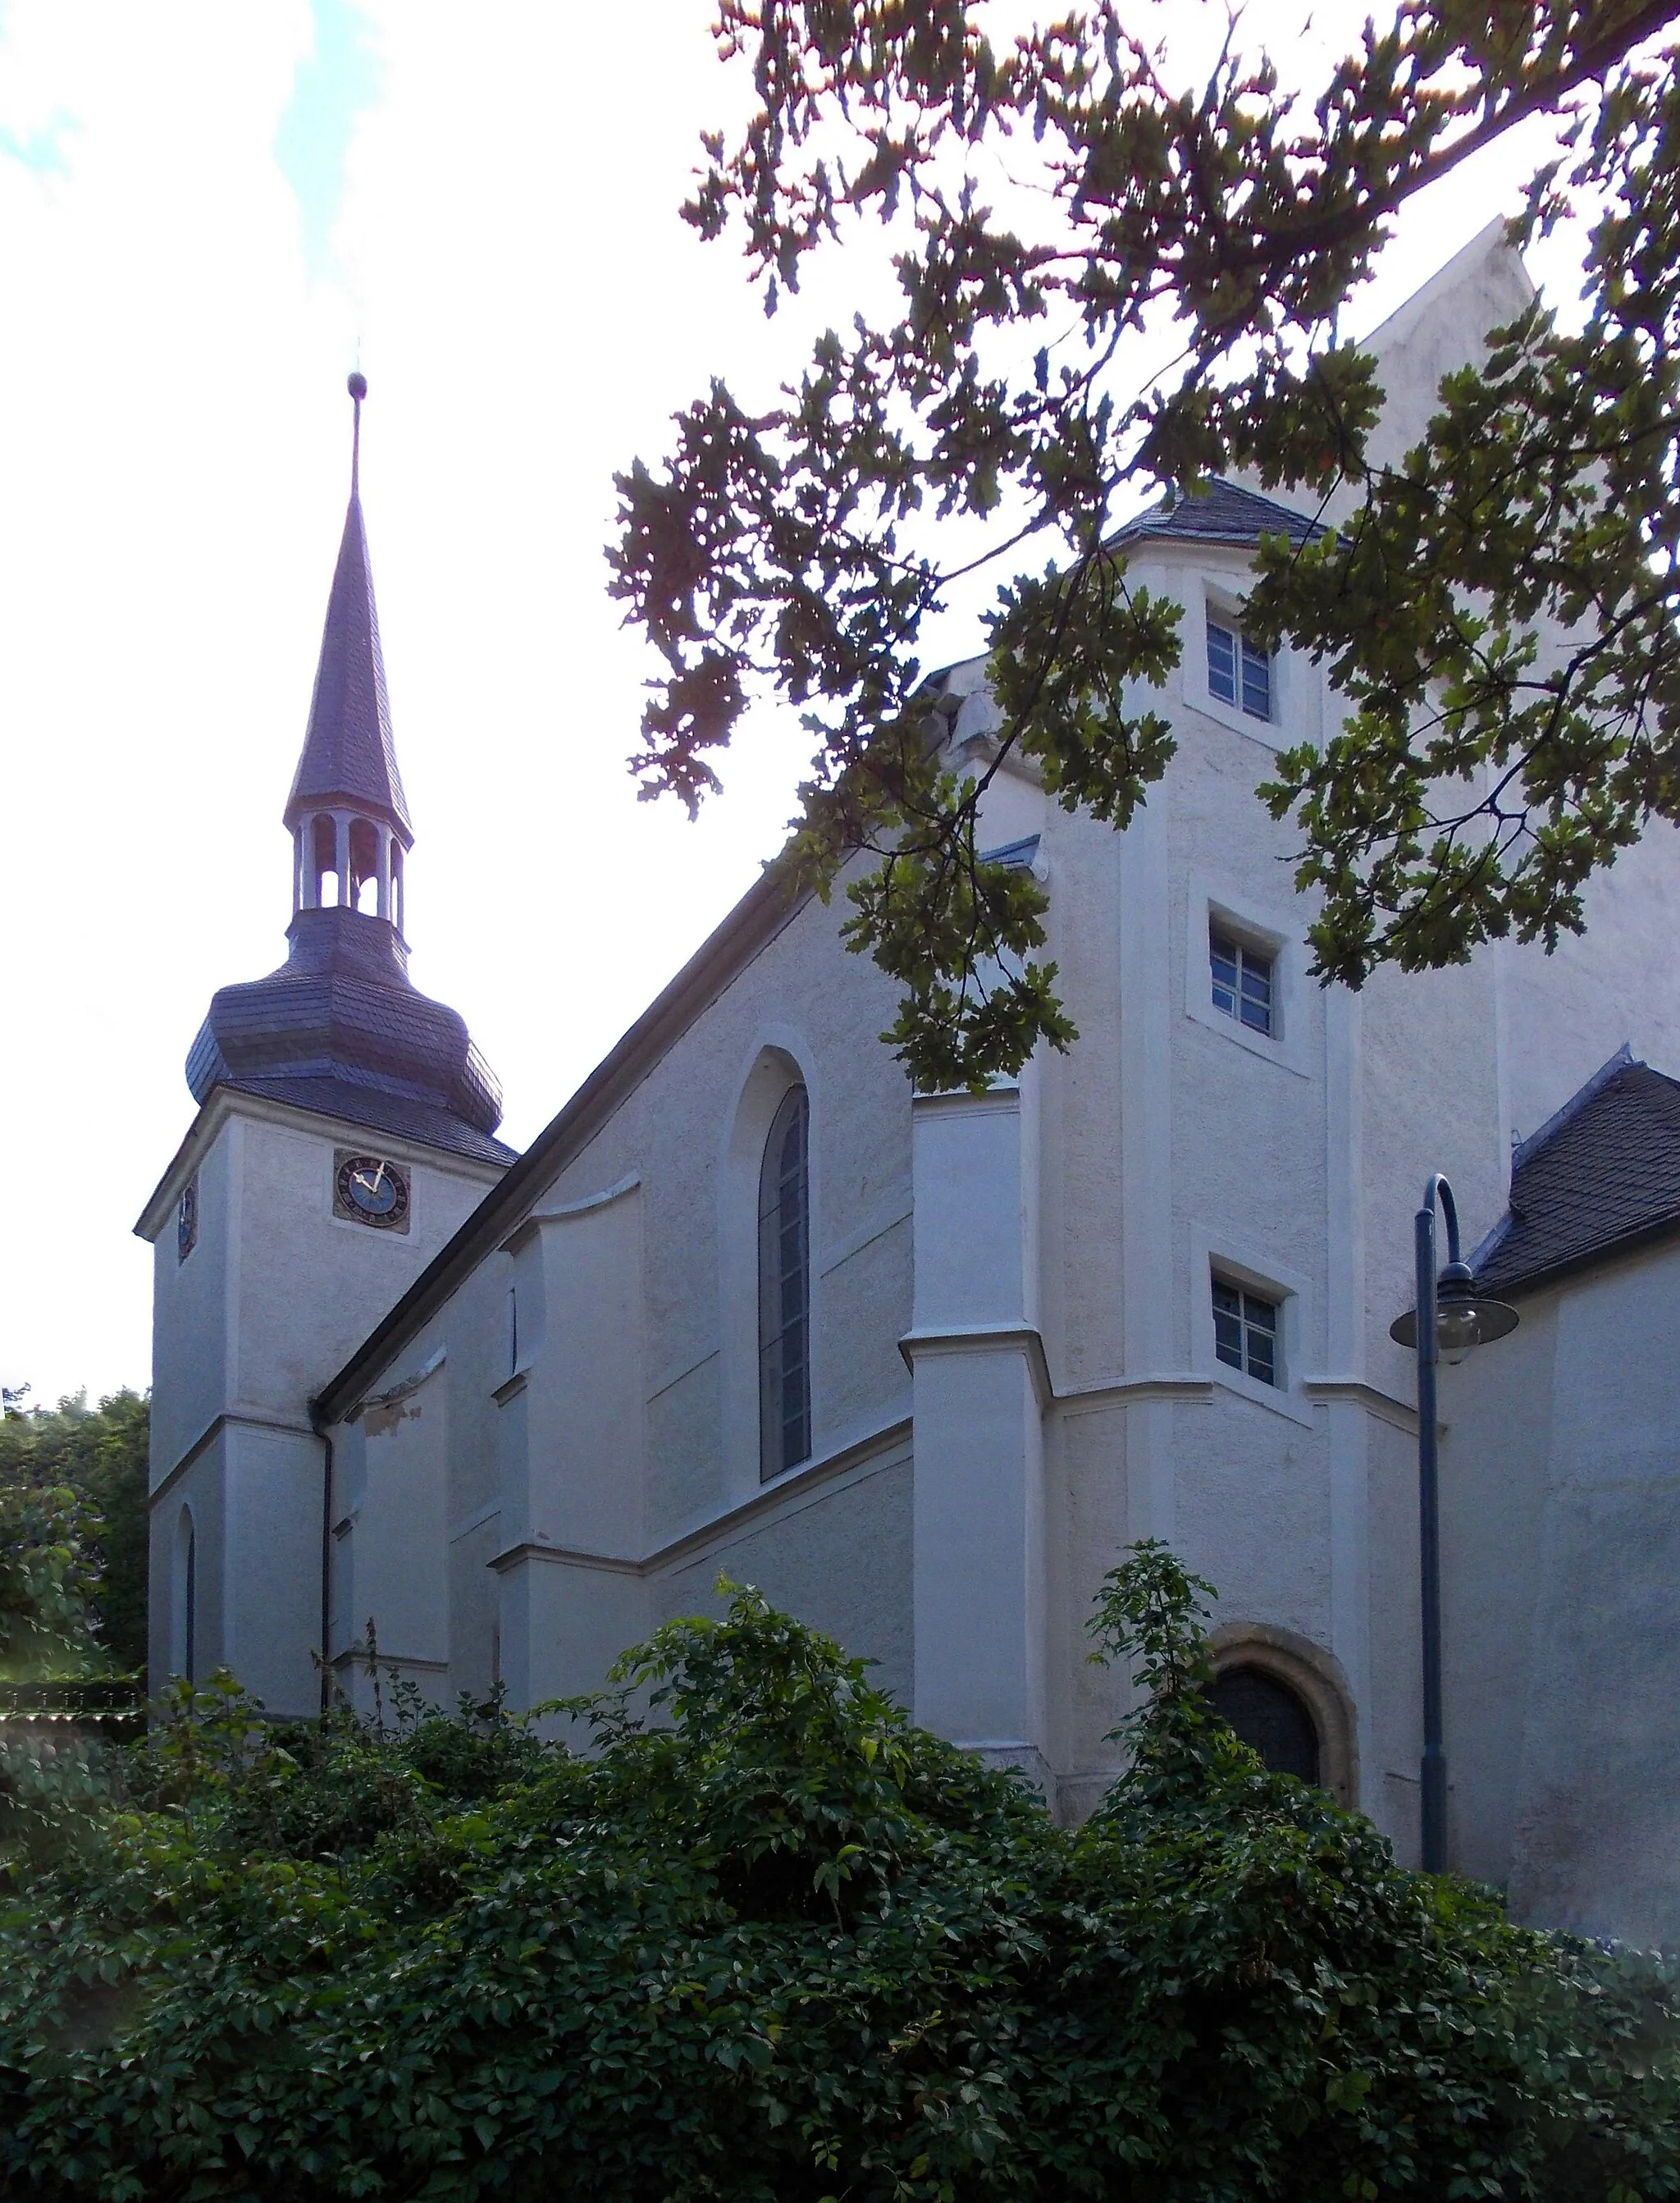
top-left (2, 1554), bottom-right (1677, 2200)
top-left (1, 1393), bottom-right (148, 1872)
top-left (0, 1390), bottom-right (149, 1675)
top-left (0, 1480), bottom-right (111, 1688)
top-left (611, 2), bottom-right (1680, 1089)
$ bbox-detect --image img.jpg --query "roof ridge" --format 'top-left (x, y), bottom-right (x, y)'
top-left (1512, 1044), bottom-right (1637, 1172)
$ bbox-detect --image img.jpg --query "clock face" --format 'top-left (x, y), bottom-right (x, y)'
top-left (334, 1152), bottom-right (411, 1232)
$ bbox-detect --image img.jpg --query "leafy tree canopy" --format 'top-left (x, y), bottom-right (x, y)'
top-left (0, 1390), bottom-right (148, 1678)
top-left (611, 0), bottom-right (1680, 1090)
top-left (2, 1547), bottom-right (1676, 2201)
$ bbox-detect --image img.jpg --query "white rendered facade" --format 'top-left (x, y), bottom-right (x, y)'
top-left (144, 231), bottom-right (1680, 1945)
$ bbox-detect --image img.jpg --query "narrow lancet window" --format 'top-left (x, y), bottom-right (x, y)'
top-left (759, 1085), bottom-right (811, 1479)
top-left (176, 1510), bottom-right (197, 1683)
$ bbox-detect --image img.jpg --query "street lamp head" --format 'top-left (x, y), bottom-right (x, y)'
top-left (1390, 1261), bottom-right (1520, 1360)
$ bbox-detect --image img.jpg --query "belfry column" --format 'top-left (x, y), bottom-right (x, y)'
top-left (901, 1073), bottom-right (1051, 1792)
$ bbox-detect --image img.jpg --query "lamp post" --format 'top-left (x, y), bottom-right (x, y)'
top-left (1390, 1175), bottom-right (1518, 1873)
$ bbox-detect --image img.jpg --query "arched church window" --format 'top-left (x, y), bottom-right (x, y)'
top-left (759, 1084), bottom-right (810, 1479)
top-left (1208, 1663), bottom-right (1320, 1785)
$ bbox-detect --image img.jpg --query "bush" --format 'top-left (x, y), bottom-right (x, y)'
top-left (0, 1546), bottom-right (1675, 2201)
top-left (0, 1390), bottom-right (149, 1677)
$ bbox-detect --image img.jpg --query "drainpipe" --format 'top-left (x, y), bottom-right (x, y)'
top-left (311, 1401), bottom-right (333, 1715)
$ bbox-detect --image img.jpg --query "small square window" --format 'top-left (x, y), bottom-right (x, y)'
top-left (1210, 926), bottom-right (1274, 1036)
top-left (1212, 1278), bottom-right (1280, 1387)
top-left (1207, 615), bottom-right (1271, 721)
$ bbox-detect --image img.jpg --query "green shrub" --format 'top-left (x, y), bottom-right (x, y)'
top-left (0, 1545), bottom-right (1674, 2201)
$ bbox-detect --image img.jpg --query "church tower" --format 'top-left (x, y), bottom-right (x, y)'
top-left (135, 378), bottom-right (515, 1716)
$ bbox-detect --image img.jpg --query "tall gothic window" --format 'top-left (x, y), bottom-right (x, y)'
top-left (759, 1085), bottom-right (811, 1479)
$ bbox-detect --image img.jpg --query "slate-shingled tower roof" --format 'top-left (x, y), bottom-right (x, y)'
top-left (284, 487), bottom-right (412, 843)
top-left (1110, 475), bottom-right (1333, 552)
top-left (1471, 1048), bottom-right (1680, 1296)
top-left (185, 377), bottom-right (513, 1168)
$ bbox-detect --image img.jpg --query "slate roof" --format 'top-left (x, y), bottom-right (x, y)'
top-left (284, 493), bottom-right (413, 841)
top-left (224, 1076), bottom-right (516, 1168)
top-left (1111, 476), bottom-right (1332, 551)
top-left (186, 903), bottom-right (505, 1140)
top-left (1472, 1049), bottom-right (1680, 1296)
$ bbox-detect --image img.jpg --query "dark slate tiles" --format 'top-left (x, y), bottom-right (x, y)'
top-left (1474, 1055), bottom-right (1680, 1296)
top-left (1112, 476), bottom-right (1332, 551)
top-left (284, 494), bottom-right (412, 837)
top-left (226, 1075), bottom-right (517, 1168)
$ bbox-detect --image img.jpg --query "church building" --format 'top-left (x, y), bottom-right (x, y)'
top-left (139, 231), bottom-right (1680, 1951)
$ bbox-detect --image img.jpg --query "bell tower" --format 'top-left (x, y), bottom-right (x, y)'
top-left (135, 377), bottom-right (515, 1716)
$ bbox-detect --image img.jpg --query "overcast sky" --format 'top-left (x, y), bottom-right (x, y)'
top-left (0, 2), bottom-right (1591, 1409)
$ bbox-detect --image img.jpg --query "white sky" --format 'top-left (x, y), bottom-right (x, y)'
top-left (0, 2), bottom-right (1592, 1408)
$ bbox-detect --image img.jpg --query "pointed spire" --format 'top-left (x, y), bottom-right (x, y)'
top-left (284, 373), bottom-right (413, 843)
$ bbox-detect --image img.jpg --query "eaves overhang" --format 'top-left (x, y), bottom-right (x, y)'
top-left (133, 1081), bottom-right (510, 1243)
top-left (1475, 1210), bottom-right (1680, 1305)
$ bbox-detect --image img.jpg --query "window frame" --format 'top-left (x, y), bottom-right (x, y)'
top-left (1183, 879), bottom-right (1311, 1077)
top-left (1189, 1224), bottom-right (1315, 1425)
top-left (1209, 925), bottom-right (1276, 1038)
top-left (1212, 1276), bottom-right (1281, 1387)
top-left (1205, 612), bottom-right (1272, 722)
top-left (1180, 575), bottom-right (1315, 752)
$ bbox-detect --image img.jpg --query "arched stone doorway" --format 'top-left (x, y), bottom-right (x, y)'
top-left (1207, 1622), bottom-right (1359, 1806)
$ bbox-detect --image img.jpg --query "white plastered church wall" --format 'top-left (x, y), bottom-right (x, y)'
top-left (326, 871), bottom-right (919, 1721)
top-left (138, 1090), bottom-right (504, 1716)
top-left (155, 236), bottom-right (1680, 1945)
top-left (1440, 1238), bottom-right (1680, 1948)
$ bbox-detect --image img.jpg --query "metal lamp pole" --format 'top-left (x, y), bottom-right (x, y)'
top-left (1393, 1175), bottom-right (1518, 1876)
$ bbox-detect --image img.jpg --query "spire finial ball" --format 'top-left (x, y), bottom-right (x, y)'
top-left (348, 370), bottom-right (368, 402)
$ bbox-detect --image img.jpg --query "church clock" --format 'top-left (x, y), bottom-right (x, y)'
top-left (333, 1151), bottom-right (411, 1232)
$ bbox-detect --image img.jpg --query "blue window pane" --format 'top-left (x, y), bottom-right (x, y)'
top-left (1211, 927), bottom-right (1275, 1037)
top-left (1242, 1291), bottom-right (1277, 1341)
top-left (1207, 619), bottom-right (1237, 704)
top-left (1212, 1278), bottom-right (1281, 1387)
top-left (1210, 931), bottom-right (1239, 1016)
top-left (1239, 953), bottom-right (1273, 1033)
top-left (1240, 637), bottom-right (1271, 720)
